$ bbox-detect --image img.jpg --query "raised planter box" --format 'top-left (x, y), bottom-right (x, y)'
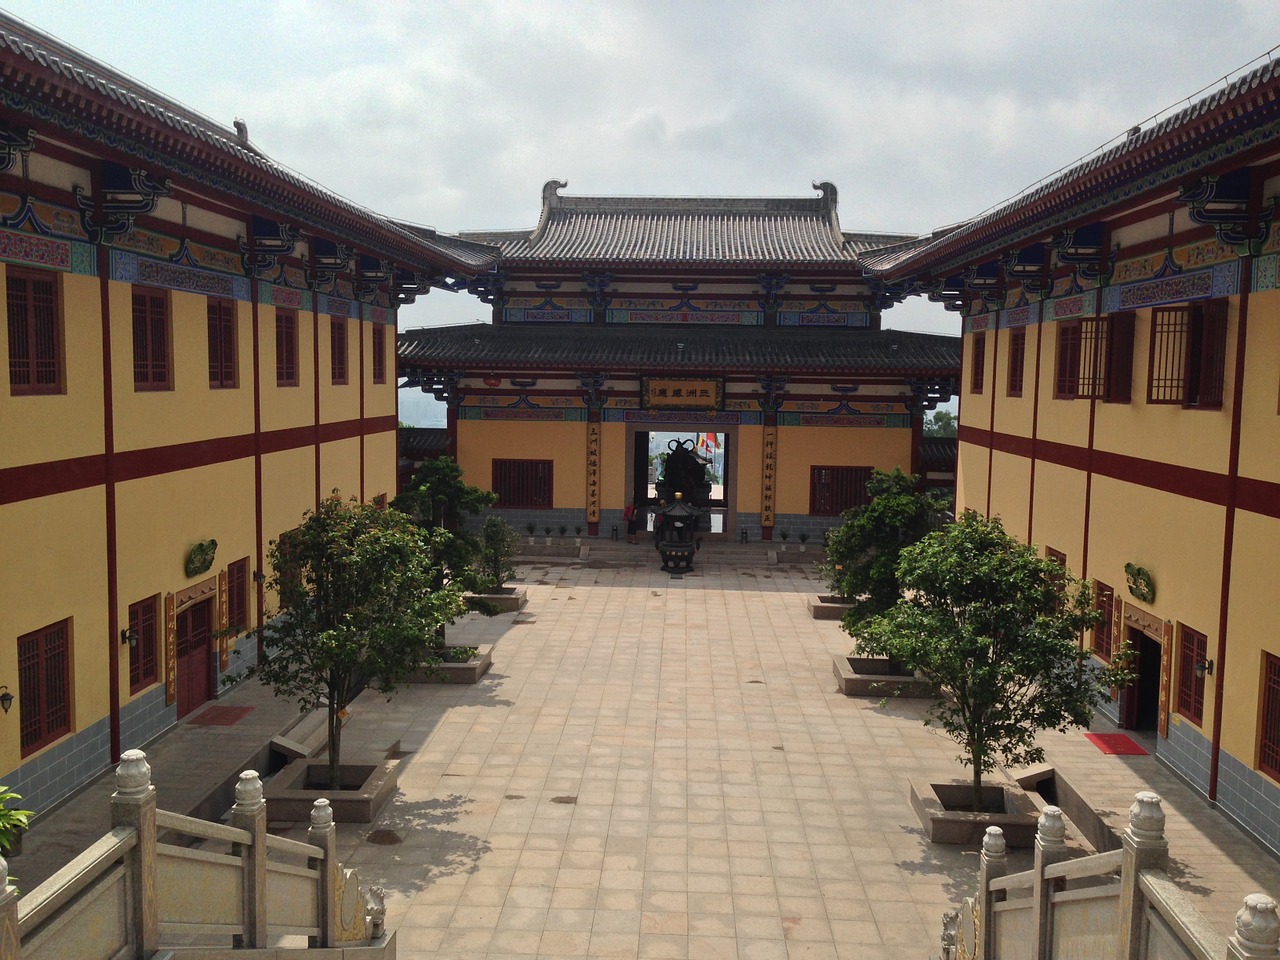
top-left (265, 758), bottom-right (400, 822)
top-left (910, 779), bottom-right (1040, 848)
top-left (809, 595), bottom-right (852, 620)
top-left (465, 586), bottom-right (527, 613)
top-left (403, 643), bottom-right (493, 684)
top-left (832, 655), bottom-right (936, 698)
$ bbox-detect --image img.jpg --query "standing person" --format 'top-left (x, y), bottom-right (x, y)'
top-left (623, 502), bottom-right (639, 543)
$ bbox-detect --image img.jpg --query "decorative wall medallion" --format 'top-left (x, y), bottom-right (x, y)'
top-left (1124, 563), bottom-right (1155, 603)
top-left (186, 539), bottom-right (218, 578)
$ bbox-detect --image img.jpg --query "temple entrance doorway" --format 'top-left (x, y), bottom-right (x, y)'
top-left (175, 598), bottom-right (214, 719)
top-left (631, 430), bottom-right (729, 537)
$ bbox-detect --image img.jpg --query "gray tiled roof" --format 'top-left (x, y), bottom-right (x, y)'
top-left (398, 322), bottom-right (960, 375)
top-left (389, 223), bottom-right (502, 272)
top-left (460, 181), bottom-right (915, 266)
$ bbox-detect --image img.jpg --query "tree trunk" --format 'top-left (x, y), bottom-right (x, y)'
top-left (972, 765), bottom-right (983, 815)
top-left (327, 694), bottom-right (342, 791)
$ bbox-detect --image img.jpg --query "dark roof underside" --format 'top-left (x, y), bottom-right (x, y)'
top-left (399, 322), bottom-right (959, 375)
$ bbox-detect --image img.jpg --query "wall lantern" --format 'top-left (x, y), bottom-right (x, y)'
top-left (1194, 659), bottom-right (1215, 680)
top-left (0, 687), bottom-right (12, 714)
top-left (120, 627), bottom-right (138, 649)
top-left (252, 570), bottom-right (267, 585)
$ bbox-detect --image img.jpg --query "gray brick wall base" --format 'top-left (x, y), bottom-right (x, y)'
top-left (1216, 749), bottom-right (1280, 857)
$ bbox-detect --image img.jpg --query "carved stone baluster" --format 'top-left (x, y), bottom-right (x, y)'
top-left (229, 770), bottom-right (267, 948)
top-left (1032, 806), bottom-right (1069, 960)
top-left (978, 826), bottom-right (1007, 960)
top-left (1229, 894), bottom-right (1280, 959)
top-left (0, 854), bottom-right (18, 960)
top-left (111, 748), bottom-right (157, 955)
top-left (1118, 791), bottom-right (1168, 960)
top-left (308, 798), bottom-right (337, 947)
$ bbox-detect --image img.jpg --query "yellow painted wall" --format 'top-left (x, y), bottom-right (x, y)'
top-left (363, 430), bottom-right (397, 503)
top-left (0, 488), bottom-right (109, 769)
top-left (987, 450), bottom-right (1032, 540)
top-left (955, 439), bottom-right (989, 516)
top-left (258, 305), bottom-right (316, 434)
top-left (1221, 511), bottom-right (1280, 763)
top-left (774, 426), bottom-right (913, 515)
top-left (1028, 461), bottom-right (1088, 569)
top-left (362, 324), bottom-right (396, 420)
top-left (1, 269), bottom-right (105, 467)
top-left (457, 420), bottom-right (589, 509)
top-left (990, 325), bottom-right (1037, 439)
top-left (262, 447), bottom-right (317, 547)
top-left (319, 437), bottom-right (362, 500)
top-left (319, 315), bottom-right (360, 424)
top-left (111, 287), bottom-right (255, 451)
top-left (1030, 321), bottom-right (1090, 450)
top-left (1237, 289), bottom-right (1280, 484)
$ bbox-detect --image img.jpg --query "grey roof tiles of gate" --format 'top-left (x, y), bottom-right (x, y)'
top-left (398, 322), bottom-right (960, 374)
top-left (459, 181), bottom-right (917, 266)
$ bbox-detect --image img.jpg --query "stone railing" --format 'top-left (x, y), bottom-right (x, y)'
top-left (940, 791), bottom-right (1279, 960)
top-left (10, 749), bottom-right (393, 959)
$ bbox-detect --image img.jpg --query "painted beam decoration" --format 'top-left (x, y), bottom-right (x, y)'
top-left (586, 422), bottom-right (602, 524)
top-left (761, 425), bottom-right (778, 527)
top-left (642, 377), bottom-right (724, 411)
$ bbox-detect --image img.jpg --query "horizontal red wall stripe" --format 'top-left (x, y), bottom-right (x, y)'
top-left (1, 415), bottom-right (397, 505)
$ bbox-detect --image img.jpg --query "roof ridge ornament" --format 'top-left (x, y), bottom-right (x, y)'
top-left (812, 180), bottom-right (841, 244)
top-left (530, 179), bottom-right (567, 246)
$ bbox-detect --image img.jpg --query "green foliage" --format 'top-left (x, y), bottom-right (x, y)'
top-left (478, 515), bottom-right (519, 591)
top-left (923, 409), bottom-right (958, 437)
top-left (392, 456), bottom-right (497, 596)
top-left (851, 511), bottom-right (1129, 811)
top-left (244, 495), bottom-right (467, 789)
top-left (0, 785), bottom-right (31, 854)
top-left (820, 468), bottom-right (945, 621)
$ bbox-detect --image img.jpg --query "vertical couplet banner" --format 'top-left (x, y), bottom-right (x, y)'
top-left (164, 593), bottom-right (177, 706)
top-left (217, 569), bottom-right (230, 671)
top-left (761, 425), bottom-right (778, 527)
top-left (1158, 620), bottom-right (1174, 739)
top-left (586, 422), bottom-right (602, 524)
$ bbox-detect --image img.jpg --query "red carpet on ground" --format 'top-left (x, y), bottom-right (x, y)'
top-left (1085, 732), bottom-right (1148, 755)
top-left (187, 705), bottom-right (254, 726)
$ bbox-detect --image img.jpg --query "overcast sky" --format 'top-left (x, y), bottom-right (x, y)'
top-left (6, 1), bottom-right (1278, 422)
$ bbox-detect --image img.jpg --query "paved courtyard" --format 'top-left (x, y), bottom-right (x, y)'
top-left (19, 549), bottom-right (1280, 959)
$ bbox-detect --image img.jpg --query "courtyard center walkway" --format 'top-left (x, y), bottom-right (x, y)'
top-left (18, 548), bottom-right (1280, 959)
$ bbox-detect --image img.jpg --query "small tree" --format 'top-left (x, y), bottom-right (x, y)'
top-left (923, 409), bottom-right (958, 437)
top-left (852, 511), bottom-right (1128, 812)
top-left (478, 515), bottom-right (519, 591)
top-left (821, 468), bottom-right (944, 623)
top-left (247, 495), bottom-right (467, 789)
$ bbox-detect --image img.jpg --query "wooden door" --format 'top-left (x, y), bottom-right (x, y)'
top-left (175, 598), bottom-right (213, 719)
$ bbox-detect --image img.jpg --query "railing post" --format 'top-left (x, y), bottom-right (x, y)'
top-left (1118, 791), bottom-right (1168, 960)
top-left (307, 798), bottom-right (337, 948)
top-left (1229, 894), bottom-right (1280, 959)
top-left (978, 825), bottom-right (1007, 960)
top-left (1032, 806), bottom-right (1069, 960)
top-left (111, 748), bottom-right (157, 957)
top-left (0, 854), bottom-right (19, 960)
top-left (229, 770), bottom-right (267, 948)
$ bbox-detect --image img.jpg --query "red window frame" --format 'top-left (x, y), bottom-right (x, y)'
top-left (18, 619), bottom-right (72, 756)
top-left (1093, 581), bottom-right (1114, 661)
top-left (276, 309), bottom-right (298, 387)
top-left (330, 317), bottom-right (348, 385)
top-left (1176, 624), bottom-right (1208, 725)
top-left (970, 330), bottom-right (986, 394)
top-left (1148, 301), bottom-right (1228, 408)
top-left (372, 323), bottom-right (386, 384)
top-left (1054, 320), bottom-right (1082, 398)
top-left (6, 267), bottom-right (62, 395)
top-left (1261, 653), bottom-right (1280, 782)
top-left (207, 297), bottom-right (237, 389)
top-left (809, 465), bottom-right (872, 516)
top-left (227, 557), bottom-right (250, 634)
top-left (1006, 326), bottom-right (1025, 397)
top-left (493, 459), bottom-right (553, 509)
top-left (127, 595), bottom-right (160, 693)
top-left (132, 286), bottom-right (171, 390)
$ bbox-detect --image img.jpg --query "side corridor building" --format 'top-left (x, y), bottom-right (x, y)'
top-left (864, 59), bottom-right (1280, 853)
top-left (0, 13), bottom-right (494, 812)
